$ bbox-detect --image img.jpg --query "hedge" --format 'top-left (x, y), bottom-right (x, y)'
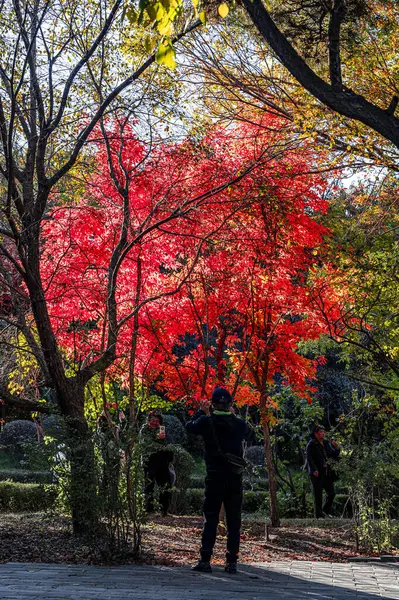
top-left (242, 491), bottom-right (268, 513)
top-left (188, 475), bottom-right (268, 491)
top-left (189, 475), bottom-right (205, 489)
top-left (171, 488), bottom-right (268, 515)
top-left (0, 481), bottom-right (57, 512)
top-left (0, 421), bottom-right (37, 456)
top-left (0, 470), bottom-right (53, 484)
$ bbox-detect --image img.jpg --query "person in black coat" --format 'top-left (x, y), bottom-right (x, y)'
top-left (306, 424), bottom-right (340, 518)
top-left (186, 387), bottom-right (252, 574)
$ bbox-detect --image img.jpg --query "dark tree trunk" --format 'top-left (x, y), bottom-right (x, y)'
top-left (21, 239), bottom-right (99, 533)
top-left (66, 397), bottom-right (99, 535)
top-left (260, 399), bottom-right (280, 527)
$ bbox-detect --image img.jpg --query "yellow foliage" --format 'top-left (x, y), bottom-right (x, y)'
top-left (218, 3), bottom-right (229, 18)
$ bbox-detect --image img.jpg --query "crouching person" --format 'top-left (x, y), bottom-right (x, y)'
top-left (186, 387), bottom-right (251, 574)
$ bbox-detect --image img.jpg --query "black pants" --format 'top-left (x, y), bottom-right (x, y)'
top-left (200, 473), bottom-right (243, 564)
top-left (145, 463), bottom-right (172, 515)
top-left (310, 473), bottom-right (336, 517)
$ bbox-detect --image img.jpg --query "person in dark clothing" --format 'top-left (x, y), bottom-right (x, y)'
top-left (306, 424), bottom-right (341, 518)
top-left (141, 411), bottom-right (174, 516)
top-left (186, 387), bottom-right (252, 574)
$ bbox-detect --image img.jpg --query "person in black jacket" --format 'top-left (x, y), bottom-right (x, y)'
top-left (306, 424), bottom-right (340, 518)
top-left (186, 387), bottom-right (252, 574)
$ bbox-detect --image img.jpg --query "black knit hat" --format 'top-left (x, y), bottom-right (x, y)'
top-left (211, 387), bottom-right (233, 407)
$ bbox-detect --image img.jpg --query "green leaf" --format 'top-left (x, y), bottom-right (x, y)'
top-left (144, 35), bottom-right (156, 53)
top-left (155, 41), bottom-right (176, 69)
top-left (126, 7), bottom-right (138, 24)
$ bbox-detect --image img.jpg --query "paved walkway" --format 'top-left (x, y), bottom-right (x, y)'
top-left (0, 561), bottom-right (398, 599)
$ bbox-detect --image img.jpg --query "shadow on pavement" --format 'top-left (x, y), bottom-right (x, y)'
top-left (0, 561), bottom-right (398, 599)
top-left (181, 561), bottom-right (399, 600)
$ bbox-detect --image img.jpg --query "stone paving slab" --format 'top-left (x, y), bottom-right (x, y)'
top-left (0, 561), bottom-right (398, 600)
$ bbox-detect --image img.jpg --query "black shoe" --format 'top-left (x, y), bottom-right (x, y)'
top-left (316, 513), bottom-right (325, 519)
top-left (191, 560), bottom-right (212, 573)
top-left (224, 562), bottom-right (237, 574)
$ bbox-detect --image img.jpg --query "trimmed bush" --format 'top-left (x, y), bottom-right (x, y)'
top-left (170, 488), bottom-right (269, 515)
top-left (189, 474), bottom-right (205, 489)
top-left (169, 444), bottom-right (195, 488)
top-left (163, 415), bottom-right (187, 446)
top-left (169, 445), bottom-right (196, 515)
top-left (0, 420), bottom-right (38, 457)
top-left (0, 481), bottom-right (57, 512)
top-left (243, 476), bottom-right (268, 491)
top-left (242, 490), bottom-right (268, 513)
top-left (0, 470), bottom-right (52, 484)
top-left (42, 415), bottom-right (64, 436)
top-left (186, 488), bottom-right (204, 514)
top-left (246, 445), bottom-right (265, 467)
top-left (277, 488), bottom-right (313, 518)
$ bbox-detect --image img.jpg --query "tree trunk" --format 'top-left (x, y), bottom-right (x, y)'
top-left (65, 396), bottom-right (99, 535)
top-left (22, 246), bottom-right (99, 534)
top-left (262, 420), bottom-right (280, 527)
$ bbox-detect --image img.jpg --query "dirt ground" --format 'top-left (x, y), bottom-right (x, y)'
top-left (144, 515), bottom-right (357, 565)
top-left (0, 512), bottom-right (358, 566)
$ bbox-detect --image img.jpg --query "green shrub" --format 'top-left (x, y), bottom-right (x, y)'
top-left (0, 481), bottom-right (57, 512)
top-left (42, 415), bottom-right (63, 436)
top-left (0, 420), bottom-right (39, 461)
top-left (163, 416), bottom-right (187, 446)
top-left (169, 444), bottom-right (195, 489)
top-left (334, 493), bottom-right (352, 517)
top-left (168, 445), bottom-right (196, 514)
top-left (189, 474), bottom-right (205, 489)
top-left (246, 446), bottom-right (265, 467)
top-left (242, 490), bottom-right (268, 513)
top-left (243, 476), bottom-right (268, 491)
top-left (0, 470), bottom-right (52, 484)
top-left (186, 488), bottom-right (204, 514)
top-left (0, 450), bottom-right (21, 471)
top-left (277, 488), bottom-right (313, 518)
top-left (170, 488), bottom-right (269, 515)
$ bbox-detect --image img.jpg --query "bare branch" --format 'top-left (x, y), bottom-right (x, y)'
top-left (0, 383), bottom-right (51, 413)
top-left (47, 19), bottom-right (202, 188)
top-left (48, 0), bottom-right (123, 133)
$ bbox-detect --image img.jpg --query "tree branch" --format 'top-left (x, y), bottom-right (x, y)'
top-left (47, 0), bottom-right (123, 133)
top-left (328, 0), bottom-right (346, 89)
top-left (47, 19), bottom-right (202, 188)
top-left (242, 0), bottom-right (399, 148)
top-left (0, 383), bottom-right (51, 413)
top-left (346, 374), bottom-right (399, 392)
